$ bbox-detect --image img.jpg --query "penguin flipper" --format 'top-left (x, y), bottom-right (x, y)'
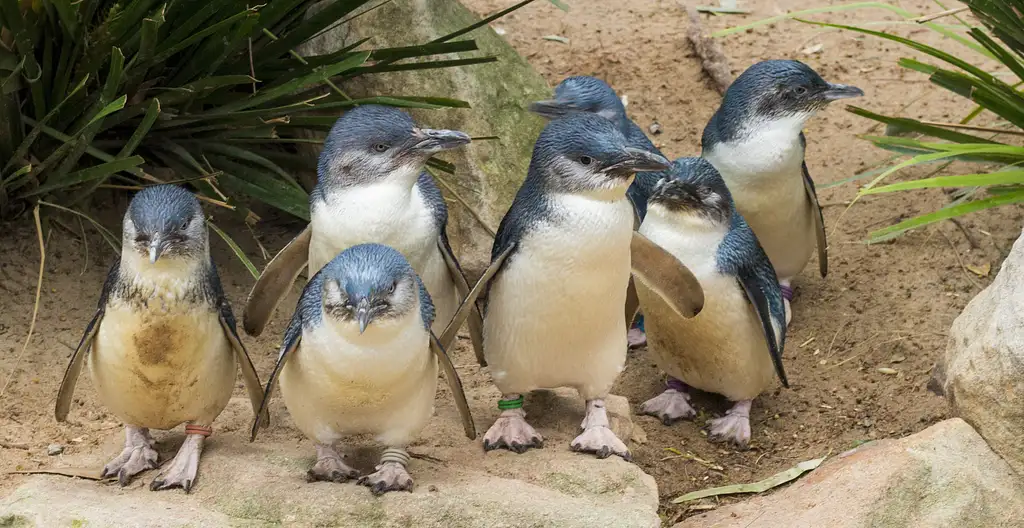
top-left (219, 310), bottom-right (269, 428)
top-left (737, 274), bottom-right (789, 388)
top-left (629, 232), bottom-right (705, 319)
top-left (55, 307), bottom-right (103, 422)
top-left (436, 234), bottom-right (486, 367)
top-left (430, 331), bottom-right (476, 440)
top-left (802, 162), bottom-right (828, 279)
top-left (438, 243), bottom-right (514, 351)
top-left (251, 315), bottom-right (302, 442)
top-left (242, 225), bottom-right (311, 337)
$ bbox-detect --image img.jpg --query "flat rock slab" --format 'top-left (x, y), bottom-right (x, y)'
top-left (1, 391), bottom-right (658, 528)
top-left (676, 418), bottom-right (1024, 528)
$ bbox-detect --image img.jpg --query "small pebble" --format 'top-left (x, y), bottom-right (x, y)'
top-left (47, 444), bottom-right (64, 456)
top-left (649, 122), bottom-right (662, 135)
top-left (428, 485), bottom-right (439, 492)
top-left (890, 355), bottom-right (906, 364)
top-left (877, 367), bottom-right (898, 375)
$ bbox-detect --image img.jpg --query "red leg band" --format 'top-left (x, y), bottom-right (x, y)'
top-left (184, 424), bottom-right (213, 437)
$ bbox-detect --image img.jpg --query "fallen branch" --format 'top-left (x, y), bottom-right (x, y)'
top-left (682, 3), bottom-right (734, 95)
top-left (672, 456), bottom-right (826, 503)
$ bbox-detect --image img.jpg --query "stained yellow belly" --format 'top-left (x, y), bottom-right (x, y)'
top-left (89, 305), bottom-right (236, 430)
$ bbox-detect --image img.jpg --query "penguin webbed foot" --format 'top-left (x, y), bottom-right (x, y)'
top-left (708, 399), bottom-right (753, 450)
top-left (640, 389), bottom-right (696, 425)
top-left (307, 443), bottom-right (360, 483)
top-left (571, 399), bottom-right (632, 461)
top-left (482, 409), bottom-right (544, 454)
top-left (102, 425), bottom-right (158, 486)
top-left (570, 426), bottom-right (631, 461)
top-left (358, 461), bottom-right (414, 496)
top-left (150, 433), bottom-right (204, 493)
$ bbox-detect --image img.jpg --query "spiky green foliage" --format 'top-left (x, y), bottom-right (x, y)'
top-left (793, 1), bottom-right (1024, 242)
top-left (0, 0), bottom-right (541, 222)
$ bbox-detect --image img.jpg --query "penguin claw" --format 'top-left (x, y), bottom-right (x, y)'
top-left (639, 390), bottom-right (697, 425)
top-left (150, 434), bottom-right (203, 493)
top-left (357, 462), bottom-right (414, 495)
top-left (570, 426), bottom-right (631, 461)
top-left (307, 457), bottom-right (360, 483)
top-left (708, 401), bottom-right (753, 450)
top-left (482, 410), bottom-right (544, 454)
top-left (626, 328), bottom-right (647, 349)
top-left (103, 427), bottom-right (159, 486)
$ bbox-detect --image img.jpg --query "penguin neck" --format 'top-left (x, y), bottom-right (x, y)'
top-left (119, 247), bottom-right (209, 302)
top-left (314, 163), bottom-right (421, 200)
top-left (322, 304), bottom-right (425, 348)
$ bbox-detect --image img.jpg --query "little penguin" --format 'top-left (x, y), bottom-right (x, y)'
top-left (242, 105), bottom-right (486, 364)
top-left (701, 60), bottom-right (863, 324)
top-left (55, 184), bottom-right (267, 492)
top-left (475, 113), bottom-right (705, 460)
top-left (249, 243), bottom-right (482, 495)
top-left (529, 75), bottom-right (671, 348)
top-left (634, 158), bottom-right (788, 448)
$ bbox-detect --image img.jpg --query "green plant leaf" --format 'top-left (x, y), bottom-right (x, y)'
top-left (208, 220), bottom-right (259, 279)
top-left (20, 156), bottom-right (145, 198)
top-left (869, 189), bottom-right (1024, 242)
top-left (862, 169), bottom-right (1024, 194)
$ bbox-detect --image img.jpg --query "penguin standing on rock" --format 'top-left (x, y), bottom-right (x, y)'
top-left (55, 185), bottom-right (267, 492)
top-left (242, 105), bottom-right (487, 365)
top-left (701, 60), bottom-right (863, 324)
top-left (635, 159), bottom-right (788, 448)
top-left (475, 113), bottom-right (704, 459)
top-left (249, 243), bottom-right (482, 495)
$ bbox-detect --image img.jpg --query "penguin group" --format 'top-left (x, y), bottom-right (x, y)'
top-left (55, 59), bottom-right (861, 494)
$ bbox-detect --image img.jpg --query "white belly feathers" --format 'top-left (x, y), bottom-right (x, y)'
top-left (705, 126), bottom-right (815, 281)
top-left (89, 257), bottom-right (236, 430)
top-left (309, 182), bottom-right (458, 334)
top-left (483, 193), bottom-right (633, 399)
top-left (637, 214), bottom-right (777, 401)
top-left (278, 310), bottom-right (437, 447)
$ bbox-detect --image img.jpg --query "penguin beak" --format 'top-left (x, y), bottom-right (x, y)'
top-left (409, 128), bottom-right (471, 154)
top-left (528, 99), bottom-right (574, 119)
top-left (148, 235), bottom-right (167, 263)
top-left (822, 83), bottom-right (864, 101)
top-left (355, 299), bottom-right (372, 334)
top-left (604, 148), bottom-right (671, 175)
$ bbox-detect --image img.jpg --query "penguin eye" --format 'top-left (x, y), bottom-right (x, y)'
top-left (794, 86), bottom-right (808, 96)
top-left (388, 282), bottom-right (397, 294)
top-left (372, 143), bottom-right (389, 153)
top-left (179, 219), bottom-right (189, 230)
top-left (579, 155), bottom-right (594, 166)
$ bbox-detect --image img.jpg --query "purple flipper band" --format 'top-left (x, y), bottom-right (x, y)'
top-left (666, 377), bottom-right (688, 392)
top-left (780, 284), bottom-right (794, 302)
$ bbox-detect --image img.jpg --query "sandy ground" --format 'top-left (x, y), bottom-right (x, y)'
top-left (1, 0), bottom-right (1023, 524)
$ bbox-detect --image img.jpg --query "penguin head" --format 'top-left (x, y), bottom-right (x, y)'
top-left (317, 105), bottom-right (470, 186)
top-left (648, 160), bottom-right (733, 228)
top-left (531, 113), bottom-right (670, 195)
top-left (724, 60), bottom-right (863, 123)
top-left (529, 76), bottom-right (628, 130)
top-left (317, 243), bottom-right (423, 334)
top-left (124, 184), bottom-right (207, 264)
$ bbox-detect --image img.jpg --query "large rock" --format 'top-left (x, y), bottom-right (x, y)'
top-left (1, 390), bottom-right (658, 527)
top-left (677, 419), bottom-right (1024, 528)
top-left (938, 228), bottom-right (1024, 476)
top-left (302, 0), bottom-right (551, 275)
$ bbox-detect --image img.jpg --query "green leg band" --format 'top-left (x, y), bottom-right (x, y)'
top-left (497, 396), bottom-right (524, 410)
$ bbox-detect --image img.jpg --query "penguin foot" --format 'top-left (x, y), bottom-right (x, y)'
top-left (307, 443), bottom-right (360, 483)
top-left (103, 426), bottom-right (159, 486)
top-left (482, 409), bottom-right (544, 453)
top-left (627, 328), bottom-right (647, 349)
top-left (358, 461), bottom-right (413, 496)
top-left (570, 426), bottom-right (631, 461)
top-left (150, 433), bottom-right (204, 493)
top-left (640, 389), bottom-right (696, 425)
top-left (708, 400), bottom-right (753, 449)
